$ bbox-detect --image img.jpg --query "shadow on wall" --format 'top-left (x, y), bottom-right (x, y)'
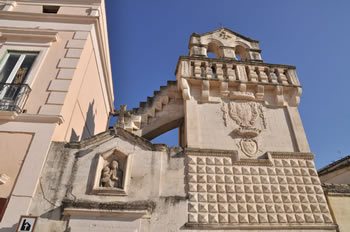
top-left (69, 100), bottom-right (96, 142)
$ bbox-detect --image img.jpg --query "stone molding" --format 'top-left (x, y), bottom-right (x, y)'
top-left (322, 183), bottom-right (350, 196)
top-left (63, 207), bottom-right (149, 218)
top-left (0, 27), bottom-right (59, 42)
top-left (62, 199), bottom-right (156, 213)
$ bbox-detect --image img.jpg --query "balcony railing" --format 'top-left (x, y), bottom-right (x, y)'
top-left (0, 83), bottom-right (31, 113)
top-left (177, 56), bottom-right (301, 87)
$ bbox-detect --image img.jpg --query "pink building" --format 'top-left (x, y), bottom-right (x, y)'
top-left (0, 0), bottom-right (114, 229)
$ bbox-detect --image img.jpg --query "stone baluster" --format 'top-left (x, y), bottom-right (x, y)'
top-left (181, 60), bottom-right (191, 77)
top-left (246, 66), bottom-right (258, 82)
top-left (216, 63), bottom-right (224, 80)
top-left (268, 68), bottom-right (278, 84)
top-left (257, 67), bottom-right (268, 83)
top-left (206, 63), bottom-right (212, 79)
top-left (236, 65), bottom-right (248, 82)
top-left (286, 69), bottom-right (300, 85)
top-left (277, 68), bottom-right (289, 85)
top-left (227, 64), bottom-right (237, 81)
top-left (194, 61), bottom-right (201, 78)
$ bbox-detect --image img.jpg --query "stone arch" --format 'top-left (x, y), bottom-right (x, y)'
top-left (235, 44), bottom-right (250, 61)
top-left (207, 39), bottom-right (224, 58)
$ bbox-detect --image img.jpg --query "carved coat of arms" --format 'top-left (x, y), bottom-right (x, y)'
top-left (221, 101), bottom-right (266, 157)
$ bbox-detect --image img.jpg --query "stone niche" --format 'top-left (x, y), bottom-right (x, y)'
top-left (91, 148), bottom-right (132, 196)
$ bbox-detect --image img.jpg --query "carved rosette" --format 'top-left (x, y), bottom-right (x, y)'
top-left (221, 100), bottom-right (266, 157)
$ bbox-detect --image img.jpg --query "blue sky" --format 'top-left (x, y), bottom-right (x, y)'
top-left (105, 0), bottom-right (350, 169)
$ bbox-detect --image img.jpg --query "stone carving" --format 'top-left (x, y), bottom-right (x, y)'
top-left (221, 102), bottom-right (266, 138)
top-left (92, 149), bottom-right (131, 195)
top-left (100, 160), bottom-right (123, 188)
top-left (218, 29), bottom-right (232, 40)
top-left (221, 101), bottom-right (266, 157)
top-left (181, 60), bottom-right (191, 77)
top-left (240, 139), bottom-right (258, 157)
top-left (114, 105), bottom-right (141, 132)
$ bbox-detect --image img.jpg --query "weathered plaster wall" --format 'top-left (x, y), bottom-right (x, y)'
top-left (29, 134), bottom-right (188, 232)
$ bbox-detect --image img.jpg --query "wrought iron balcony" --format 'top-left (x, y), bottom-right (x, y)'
top-left (0, 83), bottom-right (31, 113)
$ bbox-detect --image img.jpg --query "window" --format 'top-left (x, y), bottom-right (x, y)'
top-left (0, 198), bottom-right (8, 221)
top-left (43, 5), bottom-right (60, 14)
top-left (0, 51), bottom-right (37, 112)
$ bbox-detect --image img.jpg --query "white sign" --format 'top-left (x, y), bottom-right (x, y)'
top-left (16, 216), bottom-right (37, 232)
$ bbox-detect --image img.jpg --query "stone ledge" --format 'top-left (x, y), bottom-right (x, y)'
top-left (63, 207), bottom-right (149, 219)
top-left (185, 223), bottom-right (338, 231)
top-left (62, 199), bottom-right (156, 213)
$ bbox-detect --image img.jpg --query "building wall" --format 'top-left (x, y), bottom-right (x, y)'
top-left (320, 168), bottom-right (350, 184)
top-left (52, 34), bottom-right (110, 142)
top-left (24, 31), bottom-right (75, 115)
top-left (0, 0), bottom-right (114, 229)
top-left (28, 133), bottom-right (336, 232)
top-left (327, 195), bottom-right (350, 232)
top-left (0, 132), bottom-right (33, 199)
top-left (184, 87), bottom-right (310, 157)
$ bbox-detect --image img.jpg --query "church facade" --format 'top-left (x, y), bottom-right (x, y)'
top-left (0, 1), bottom-right (348, 232)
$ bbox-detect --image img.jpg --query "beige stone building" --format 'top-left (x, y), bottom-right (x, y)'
top-left (0, 1), bottom-right (348, 232)
top-left (0, 0), bottom-right (113, 230)
top-left (318, 156), bottom-right (350, 232)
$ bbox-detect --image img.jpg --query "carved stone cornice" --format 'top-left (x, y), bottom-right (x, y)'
top-left (176, 56), bottom-right (302, 107)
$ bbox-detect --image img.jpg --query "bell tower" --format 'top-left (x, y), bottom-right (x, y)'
top-left (175, 28), bottom-right (336, 230)
top-left (176, 28), bottom-right (309, 158)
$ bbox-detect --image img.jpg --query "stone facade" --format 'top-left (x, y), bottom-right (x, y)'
top-left (22, 28), bottom-right (343, 232)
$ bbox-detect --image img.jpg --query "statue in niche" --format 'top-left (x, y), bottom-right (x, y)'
top-left (100, 160), bottom-right (123, 188)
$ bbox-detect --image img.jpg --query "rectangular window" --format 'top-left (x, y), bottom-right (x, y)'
top-left (43, 5), bottom-right (60, 14)
top-left (0, 51), bottom-right (37, 112)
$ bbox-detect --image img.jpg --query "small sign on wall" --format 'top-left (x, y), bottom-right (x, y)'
top-left (16, 216), bottom-right (37, 232)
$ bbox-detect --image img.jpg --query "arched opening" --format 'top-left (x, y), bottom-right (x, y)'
top-left (151, 127), bottom-right (179, 147)
top-left (207, 40), bottom-right (223, 58)
top-left (211, 64), bottom-right (217, 79)
top-left (235, 45), bottom-right (249, 61)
